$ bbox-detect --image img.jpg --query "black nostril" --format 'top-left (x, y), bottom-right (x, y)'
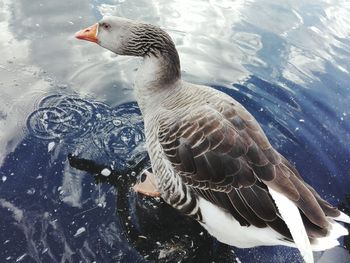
top-left (140, 173), bottom-right (147, 183)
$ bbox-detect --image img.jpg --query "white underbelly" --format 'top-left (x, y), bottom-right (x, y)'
top-left (198, 197), bottom-right (292, 248)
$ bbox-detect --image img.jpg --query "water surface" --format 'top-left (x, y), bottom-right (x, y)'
top-left (0, 0), bottom-right (350, 262)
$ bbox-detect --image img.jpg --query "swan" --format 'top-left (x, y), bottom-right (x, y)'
top-left (75, 16), bottom-right (350, 263)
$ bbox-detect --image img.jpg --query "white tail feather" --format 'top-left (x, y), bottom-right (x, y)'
top-left (333, 211), bottom-right (350, 224)
top-left (268, 188), bottom-right (314, 263)
top-left (311, 238), bottom-right (339, 251)
top-left (327, 219), bottom-right (348, 239)
top-left (311, 218), bottom-right (348, 251)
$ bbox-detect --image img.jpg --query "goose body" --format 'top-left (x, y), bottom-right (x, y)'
top-left (76, 16), bottom-right (350, 262)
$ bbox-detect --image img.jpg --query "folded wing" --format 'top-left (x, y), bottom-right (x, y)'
top-left (158, 102), bottom-right (340, 240)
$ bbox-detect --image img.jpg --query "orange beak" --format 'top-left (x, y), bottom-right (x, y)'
top-left (75, 23), bottom-right (98, 43)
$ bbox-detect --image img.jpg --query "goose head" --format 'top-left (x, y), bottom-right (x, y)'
top-left (75, 16), bottom-right (178, 59)
top-left (75, 16), bottom-right (181, 87)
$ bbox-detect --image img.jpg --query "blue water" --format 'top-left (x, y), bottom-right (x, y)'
top-left (0, 0), bottom-right (350, 262)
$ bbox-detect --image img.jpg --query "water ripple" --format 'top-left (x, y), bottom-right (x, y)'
top-left (26, 95), bottom-right (145, 167)
top-left (92, 102), bottom-right (145, 162)
top-left (27, 95), bottom-right (96, 140)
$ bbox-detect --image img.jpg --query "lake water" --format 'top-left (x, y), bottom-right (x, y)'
top-left (0, 0), bottom-right (350, 262)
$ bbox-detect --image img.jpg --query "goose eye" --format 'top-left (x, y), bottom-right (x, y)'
top-left (100, 23), bottom-right (111, 30)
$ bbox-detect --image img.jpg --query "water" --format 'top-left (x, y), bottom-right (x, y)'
top-left (0, 0), bottom-right (350, 262)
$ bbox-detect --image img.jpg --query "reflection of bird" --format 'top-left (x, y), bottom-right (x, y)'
top-left (76, 16), bottom-right (350, 263)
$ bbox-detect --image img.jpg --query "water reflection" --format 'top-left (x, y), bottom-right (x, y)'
top-left (1, 0), bottom-right (350, 262)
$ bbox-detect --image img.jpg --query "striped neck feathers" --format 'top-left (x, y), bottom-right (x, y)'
top-left (130, 24), bottom-right (181, 88)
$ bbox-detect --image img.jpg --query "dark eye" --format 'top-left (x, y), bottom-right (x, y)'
top-left (100, 22), bottom-right (111, 30)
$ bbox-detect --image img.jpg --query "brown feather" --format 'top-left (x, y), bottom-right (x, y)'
top-left (158, 100), bottom-right (338, 240)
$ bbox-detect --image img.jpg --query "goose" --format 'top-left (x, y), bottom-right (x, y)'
top-left (75, 16), bottom-right (350, 263)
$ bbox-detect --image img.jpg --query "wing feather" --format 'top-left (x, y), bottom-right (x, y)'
top-left (158, 101), bottom-right (337, 241)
